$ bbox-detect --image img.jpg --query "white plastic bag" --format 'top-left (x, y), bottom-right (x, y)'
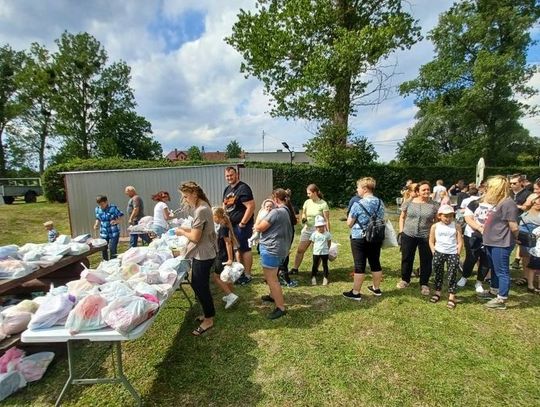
top-left (101, 296), bottom-right (159, 335)
top-left (55, 235), bottom-right (71, 245)
top-left (17, 352), bottom-right (55, 382)
top-left (0, 310), bottom-right (32, 335)
top-left (328, 243), bottom-right (340, 261)
top-left (69, 243), bottom-right (90, 255)
top-left (89, 238), bottom-right (108, 248)
top-left (28, 294), bottom-right (76, 330)
top-left (220, 262), bottom-right (244, 283)
top-left (0, 371), bottom-right (26, 401)
top-left (98, 281), bottom-right (135, 302)
top-left (72, 234), bottom-right (91, 243)
top-left (0, 260), bottom-right (38, 279)
top-left (65, 294), bottom-right (108, 334)
top-left (382, 220), bottom-right (399, 248)
top-left (120, 247), bottom-right (148, 265)
top-left (0, 245), bottom-right (19, 260)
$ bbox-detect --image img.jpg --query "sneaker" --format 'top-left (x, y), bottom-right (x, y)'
top-left (342, 290), bottom-right (362, 301)
top-left (421, 285), bottom-right (431, 296)
top-left (235, 274), bottom-right (253, 286)
top-left (290, 268), bottom-right (299, 275)
top-left (367, 285), bottom-right (382, 296)
top-left (222, 295), bottom-right (228, 302)
top-left (311, 277), bottom-right (317, 286)
top-left (477, 290), bottom-right (497, 301)
top-left (484, 297), bottom-right (507, 310)
top-left (287, 280), bottom-right (298, 288)
top-left (261, 294), bottom-right (275, 303)
top-left (267, 307), bottom-right (287, 320)
top-left (457, 277), bottom-right (467, 287)
top-left (396, 280), bottom-right (409, 289)
top-left (322, 277), bottom-right (328, 286)
top-left (279, 276), bottom-right (288, 286)
top-left (224, 293), bottom-right (239, 309)
top-left (475, 281), bottom-right (484, 294)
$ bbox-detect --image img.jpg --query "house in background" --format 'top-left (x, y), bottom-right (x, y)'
top-left (165, 148), bottom-right (313, 164)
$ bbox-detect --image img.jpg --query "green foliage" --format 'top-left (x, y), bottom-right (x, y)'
top-left (399, 0), bottom-right (540, 166)
top-left (226, 0), bottom-right (421, 147)
top-left (225, 139), bottom-right (242, 159)
top-left (186, 145), bottom-right (203, 161)
top-left (304, 123), bottom-right (378, 167)
top-left (0, 44), bottom-right (29, 175)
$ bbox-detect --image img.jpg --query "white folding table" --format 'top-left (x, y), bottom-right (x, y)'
top-left (21, 260), bottom-right (192, 406)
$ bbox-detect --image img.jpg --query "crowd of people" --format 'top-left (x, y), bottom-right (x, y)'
top-left (88, 168), bottom-right (540, 333)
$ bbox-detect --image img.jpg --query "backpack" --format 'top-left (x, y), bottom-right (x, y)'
top-left (357, 199), bottom-right (385, 243)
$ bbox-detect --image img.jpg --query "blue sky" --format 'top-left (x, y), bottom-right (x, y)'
top-left (0, 0), bottom-right (538, 162)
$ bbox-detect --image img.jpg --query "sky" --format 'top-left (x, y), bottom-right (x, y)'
top-left (0, 0), bottom-right (538, 162)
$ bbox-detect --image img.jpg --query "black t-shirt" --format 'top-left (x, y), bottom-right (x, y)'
top-left (457, 192), bottom-right (470, 208)
top-left (223, 181), bottom-right (254, 225)
top-left (217, 225), bottom-right (230, 262)
top-left (513, 188), bottom-right (532, 216)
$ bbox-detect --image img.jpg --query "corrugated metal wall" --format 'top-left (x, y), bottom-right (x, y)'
top-left (62, 165), bottom-right (273, 237)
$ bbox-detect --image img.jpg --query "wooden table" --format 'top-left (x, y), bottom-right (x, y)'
top-left (0, 245), bottom-right (105, 296)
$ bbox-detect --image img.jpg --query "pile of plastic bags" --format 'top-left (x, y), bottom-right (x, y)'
top-left (0, 347), bottom-right (54, 401)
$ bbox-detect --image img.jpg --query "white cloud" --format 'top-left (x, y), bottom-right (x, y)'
top-left (0, 0), bottom-right (536, 163)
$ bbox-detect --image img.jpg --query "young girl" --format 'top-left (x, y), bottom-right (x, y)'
top-left (310, 215), bottom-right (332, 285)
top-left (247, 199), bottom-right (275, 248)
top-left (428, 204), bottom-right (463, 309)
top-left (212, 207), bottom-right (239, 309)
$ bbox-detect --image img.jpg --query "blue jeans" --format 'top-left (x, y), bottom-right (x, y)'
top-left (485, 245), bottom-right (513, 298)
top-left (103, 235), bottom-right (120, 261)
top-left (129, 233), bottom-right (151, 248)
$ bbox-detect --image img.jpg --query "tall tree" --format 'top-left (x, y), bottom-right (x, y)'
top-left (227, 0), bottom-right (421, 161)
top-left (13, 43), bottom-right (57, 173)
top-left (399, 0), bottom-right (540, 166)
top-left (187, 146), bottom-right (203, 161)
top-left (225, 139), bottom-right (242, 158)
top-left (0, 45), bottom-right (28, 176)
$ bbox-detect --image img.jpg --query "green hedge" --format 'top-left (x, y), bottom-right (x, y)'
top-left (42, 159), bottom-right (540, 206)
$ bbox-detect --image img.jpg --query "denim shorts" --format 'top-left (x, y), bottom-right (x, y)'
top-left (233, 220), bottom-right (254, 252)
top-left (259, 245), bottom-right (283, 268)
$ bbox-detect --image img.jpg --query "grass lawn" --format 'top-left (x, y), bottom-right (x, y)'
top-left (1, 200), bottom-right (539, 406)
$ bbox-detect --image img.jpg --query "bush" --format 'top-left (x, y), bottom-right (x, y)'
top-left (42, 158), bottom-right (540, 205)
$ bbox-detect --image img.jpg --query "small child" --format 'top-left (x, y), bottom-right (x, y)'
top-left (310, 215), bottom-right (332, 286)
top-left (43, 220), bottom-right (58, 243)
top-left (428, 204), bottom-right (463, 309)
top-left (212, 207), bottom-right (239, 309)
top-left (247, 199), bottom-right (275, 248)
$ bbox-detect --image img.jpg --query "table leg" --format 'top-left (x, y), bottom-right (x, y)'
top-left (113, 342), bottom-right (142, 406)
top-left (178, 284), bottom-right (193, 308)
top-left (55, 340), bottom-right (75, 407)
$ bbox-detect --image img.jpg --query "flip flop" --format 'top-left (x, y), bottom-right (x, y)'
top-left (515, 277), bottom-right (528, 286)
top-left (191, 325), bottom-right (213, 336)
top-left (429, 294), bottom-right (441, 303)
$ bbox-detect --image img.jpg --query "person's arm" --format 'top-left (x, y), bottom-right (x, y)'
top-left (464, 214), bottom-right (484, 234)
top-left (94, 220), bottom-right (100, 230)
top-left (239, 200), bottom-right (256, 228)
top-left (223, 236), bottom-right (234, 265)
top-left (255, 219), bottom-right (271, 233)
top-left (163, 206), bottom-right (173, 221)
top-left (428, 224), bottom-right (436, 254)
top-left (175, 226), bottom-right (202, 243)
top-left (456, 226), bottom-right (464, 255)
top-left (323, 210), bottom-right (330, 232)
top-left (327, 233), bottom-right (332, 249)
top-left (398, 209), bottom-right (407, 233)
top-left (509, 220), bottom-right (519, 240)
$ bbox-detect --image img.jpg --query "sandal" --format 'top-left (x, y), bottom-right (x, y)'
top-left (191, 325), bottom-right (213, 336)
top-left (527, 287), bottom-right (540, 294)
top-left (447, 300), bottom-right (457, 309)
top-left (421, 285), bottom-right (430, 296)
top-left (430, 294), bottom-right (441, 303)
top-left (515, 277), bottom-right (528, 286)
top-left (396, 280), bottom-right (409, 289)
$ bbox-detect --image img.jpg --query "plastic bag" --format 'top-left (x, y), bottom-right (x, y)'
top-left (128, 281), bottom-right (158, 298)
top-left (89, 238), bottom-right (107, 248)
top-left (0, 311), bottom-right (32, 335)
top-left (65, 294), bottom-right (108, 335)
top-left (220, 262), bottom-right (244, 283)
top-left (0, 371), bottom-right (26, 401)
top-left (328, 243), bottom-right (340, 262)
top-left (55, 235), bottom-right (71, 245)
top-left (0, 347), bottom-right (25, 374)
top-left (69, 243), bottom-right (90, 255)
top-left (101, 296), bottom-right (159, 335)
top-left (81, 268), bottom-right (109, 285)
top-left (43, 243), bottom-right (71, 257)
top-left (382, 220), bottom-right (399, 248)
top-left (18, 243), bottom-right (42, 255)
top-left (138, 216), bottom-right (153, 226)
top-left (66, 279), bottom-right (97, 298)
top-left (18, 352), bottom-right (55, 382)
top-left (98, 281), bottom-right (135, 302)
top-left (120, 247), bottom-right (148, 266)
top-left (27, 254), bottom-right (63, 268)
top-left (0, 245), bottom-right (19, 260)
top-left (0, 260), bottom-right (38, 279)
top-left (146, 249), bottom-right (172, 265)
top-left (22, 248), bottom-right (44, 262)
top-left (72, 234), bottom-right (91, 243)
top-left (13, 300), bottom-right (39, 314)
top-left (28, 294), bottom-right (76, 330)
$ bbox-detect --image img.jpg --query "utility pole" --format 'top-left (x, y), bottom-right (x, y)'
top-left (262, 130), bottom-right (265, 152)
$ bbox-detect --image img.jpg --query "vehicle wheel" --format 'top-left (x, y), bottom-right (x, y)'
top-left (3, 196), bottom-right (14, 204)
top-left (24, 191), bottom-right (37, 203)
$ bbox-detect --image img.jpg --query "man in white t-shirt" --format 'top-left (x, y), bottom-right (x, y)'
top-left (432, 180), bottom-right (447, 203)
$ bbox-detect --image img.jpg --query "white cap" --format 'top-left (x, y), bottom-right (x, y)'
top-left (314, 215), bottom-right (326, 227)
top-left (438, 204), bottom-right (454, 215)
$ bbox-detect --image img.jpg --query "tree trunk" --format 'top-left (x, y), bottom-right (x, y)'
top-left (0, 125), bottom-right (5, 176)
top-left (39, 115), bottom-right (48, 174)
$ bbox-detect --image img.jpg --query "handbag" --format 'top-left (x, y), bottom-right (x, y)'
top-left (518, 218), bottom-right (537, 248)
